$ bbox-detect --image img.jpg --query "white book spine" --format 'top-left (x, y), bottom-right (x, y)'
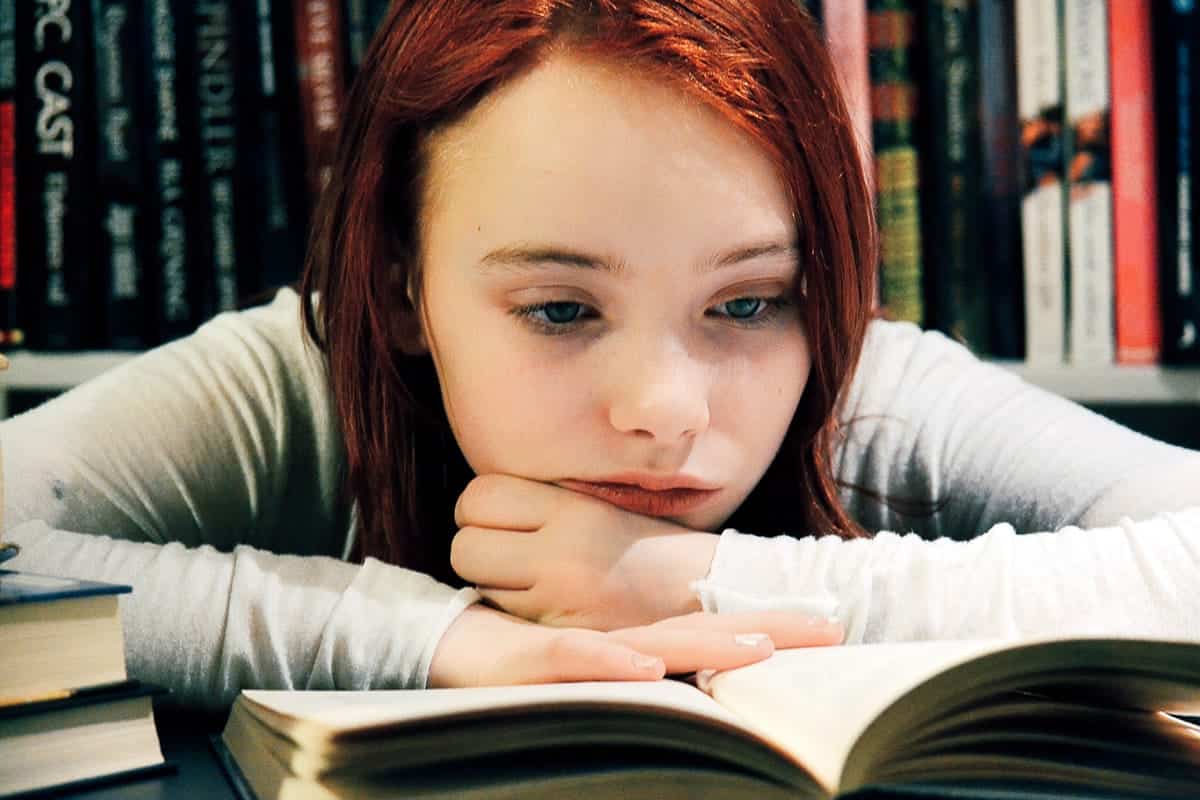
top-left (1016, 0), bottom-right (1067, 365)
top-left (1064, 0), bottom-right (1115, 365)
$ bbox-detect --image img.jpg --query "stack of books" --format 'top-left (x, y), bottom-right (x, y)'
top-left (0, 568), bottom-right (169, 798)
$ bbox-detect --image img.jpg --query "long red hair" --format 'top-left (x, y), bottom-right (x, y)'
top-left (301, 0), bottom-right (877, 583)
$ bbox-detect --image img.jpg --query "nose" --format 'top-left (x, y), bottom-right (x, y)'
top-left (607, 338), bottom-right (711, 442)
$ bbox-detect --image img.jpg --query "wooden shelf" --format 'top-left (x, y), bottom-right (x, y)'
top-left (2, 352), bottom-right (1200, 405)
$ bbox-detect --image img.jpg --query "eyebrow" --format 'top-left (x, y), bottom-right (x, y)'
top-left (477, 241), bottom-right (799, 275)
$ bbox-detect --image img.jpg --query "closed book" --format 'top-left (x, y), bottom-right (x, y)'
top-left (1063, 0), bottom-right (1115, 365)
top-left (0, 569), bottom-right (129, 706)
top-left (977, 0), bottom-right (1024, 359)
top-left (1109, 0), bottom-right (1161, 365)
top-left (822, 0), bottom-right (872, 174)
top-left (1153, 0), bottom-right (1200, 363)
top-left (15, 0), bottom-right (96, 350)
top-left (91, 0), bottom-right (148, 350)
top-left (868, 0), bottom-right (924, 325)
top-left (291, 0), bottom-right (347, 215)
top-left (0, 0), bottom-right (17, 350)
top-left (184, 0), bottom-right (243, 322)
top-left (217, 637), bottom-right (1200, 799)
top-left (140, 0), bottom-right (198, 344)
top-left (236, 0), bottom-right (305, 300)
top-left (1015, 0), bottom-right (1067, 364)
top-left (0, 681), bottom-right (170, 798)
top-left (917, 0), bottom-right (987, 352)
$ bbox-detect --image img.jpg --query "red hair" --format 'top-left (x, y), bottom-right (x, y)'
top-left (301, 0), bottom-right (877, 582)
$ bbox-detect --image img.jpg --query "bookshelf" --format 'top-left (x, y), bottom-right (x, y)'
top-left (2, 353), bottom-right (1200, 417)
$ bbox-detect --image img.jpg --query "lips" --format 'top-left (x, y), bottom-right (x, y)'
top-left (559, 477), bottom-right (720, 517)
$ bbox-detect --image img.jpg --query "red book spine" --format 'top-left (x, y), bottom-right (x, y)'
top-left (1109, 0), bottom-right (1160, 364)
top-left (292, 0), bottom-right (347, 211)
top-left (823, 0), bottom-right (873, 174)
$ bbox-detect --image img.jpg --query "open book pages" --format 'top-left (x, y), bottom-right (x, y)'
top-left (222, 636), bottom-right (1200, 800)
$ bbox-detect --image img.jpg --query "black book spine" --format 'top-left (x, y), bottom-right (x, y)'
top-left (185, 1), bottom-right (241, 321)
top-left (91, 0), bottom-right (146, 350)
top-left (1154, 1), bottom-right (1200, 363)
top-left (918, 0), bottom-right (986, 352)
top-left (235, 0), bottom-right (303, 300)
top-left (16, 0), bottom-right (95, 350)
top-left (978, 0), bottom-right (1023, 359)
top-left (0, 0), bottom-right (17, 349)
top-left (141, 0), bottom-right (194, 343)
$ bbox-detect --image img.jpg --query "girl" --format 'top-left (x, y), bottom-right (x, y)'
top-left (4, 0), bottom-right (1199, 710)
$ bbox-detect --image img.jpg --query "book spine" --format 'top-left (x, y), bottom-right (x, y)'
top-left (918, 0), bottom-right (986, 351)
top-left (1109, 0), bottom-right (1160, 364)
top-left (822, 0), bottom-right (872, 169)
top-left (142, 0), bottom-right (194, 343)
top-left (342, 0), bottom-right (369, 75)
top-left (91, 0), bottom-right (146, 350)
top-left (868, 0), bottom-right (924, 324)
top-left (1155, 1), bottom-right (1200, 363)
top-left (0, 0), bottom-right (17, 349)
top-left (291, 0), bottom-right (347, 214)
top-left (237, 0), bottom-right (303, 296)
top-left (978, 0), bottom-right (1023, 359)
top-left (1063, 0), bottom-right (1114, 365)
top-left (16, 0), bottom-right (95, 350)
top-left (1015, 0), bottom-right (1067, 364)
top-left (186, 1), bottom-right (241, 320)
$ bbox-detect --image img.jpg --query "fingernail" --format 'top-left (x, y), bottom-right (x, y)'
top-left (633, 654), bottom-right (663, 672)
top-left (734, 633), bottom-right (771, 647)
top-left (696, 669), bottom-right (716, 692)
top-left (810, 615), bottom-right (841, 627)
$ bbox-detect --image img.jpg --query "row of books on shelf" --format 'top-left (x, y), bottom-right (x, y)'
top-left (810, 0), bottom-right (1198, 366)
top-left (0, 0), bottom-right (388, 353)
top-left (0, 0), bottom-right (1196, 369)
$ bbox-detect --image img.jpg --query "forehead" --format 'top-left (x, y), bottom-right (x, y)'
top-left (419, 52), bottom-right (795, 268)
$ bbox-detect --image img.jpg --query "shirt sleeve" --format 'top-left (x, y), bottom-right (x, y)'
top-left (835, 321), bottom-right (1200, 540)
top-left (693, 509), bottom-right (1200, 646)
top-left (0, 289), bottom-right (478, 708)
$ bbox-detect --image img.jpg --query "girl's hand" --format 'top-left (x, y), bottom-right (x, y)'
top-left (451, 474), bottom-right (719, 630)
top-left (427, 603), bottom-right (844, 688)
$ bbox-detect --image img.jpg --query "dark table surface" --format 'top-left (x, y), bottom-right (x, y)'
top-left (63, 705), bottom-right (236, 800)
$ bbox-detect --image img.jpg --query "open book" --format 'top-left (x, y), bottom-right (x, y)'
top-left (217, 636), bottom-right (1200, 799)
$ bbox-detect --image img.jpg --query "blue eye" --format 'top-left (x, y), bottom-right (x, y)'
top-left (541, 302), bottom-right (583, 324)
top-left (722, 298), bottom-right (765, 319)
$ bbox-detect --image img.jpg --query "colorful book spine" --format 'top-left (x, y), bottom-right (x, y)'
top-left (868, 0), bottom-right (924, 324)
top-left (343, 0), bottom-right (370, 75)
top-left (141, 0), bottom-right (194, 343)
top-left (822, 0), bottom-right (872, 171)
top-left (1109, 0), bottom-right (1160, 364)
top-left (1015, 0), bottom-right (1067, 364)
top-left (292, 0), bottom-right (347, 213)
top-left (0, 0), bottom-right (17, 349)
top-left (978, 0), bottom-right (1023, 359)
top-left (1154, 0), bottom-right (1200, 363)
top-left (1063, 0), bottom-right (1114, 365)
top-left (15, 0), bottom-right (95, 350)
top-left (91, 0), bottom-right (146, 350)
top-left (918, 0), bottom-right (986, 351)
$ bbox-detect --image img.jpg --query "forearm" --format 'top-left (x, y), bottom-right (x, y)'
top-left (5, 521), bottom-right (478, 709)
top-left (692, 509), bottom-right (1200, 645)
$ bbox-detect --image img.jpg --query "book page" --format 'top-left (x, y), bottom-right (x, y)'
top-left (242, 679), bottom-right (753, 750)
top-left (705, 640), bottom-right (1006, 793)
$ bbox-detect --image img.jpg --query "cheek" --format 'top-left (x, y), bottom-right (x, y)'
top-left (717, 332), bottom-right (810, 443)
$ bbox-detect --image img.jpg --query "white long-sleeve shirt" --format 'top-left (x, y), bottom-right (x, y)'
top-left (4, 288), bottom-right (1199, 709)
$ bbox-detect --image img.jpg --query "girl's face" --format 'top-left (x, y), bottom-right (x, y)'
top-left (415, 52), bottom-right (810, 532)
